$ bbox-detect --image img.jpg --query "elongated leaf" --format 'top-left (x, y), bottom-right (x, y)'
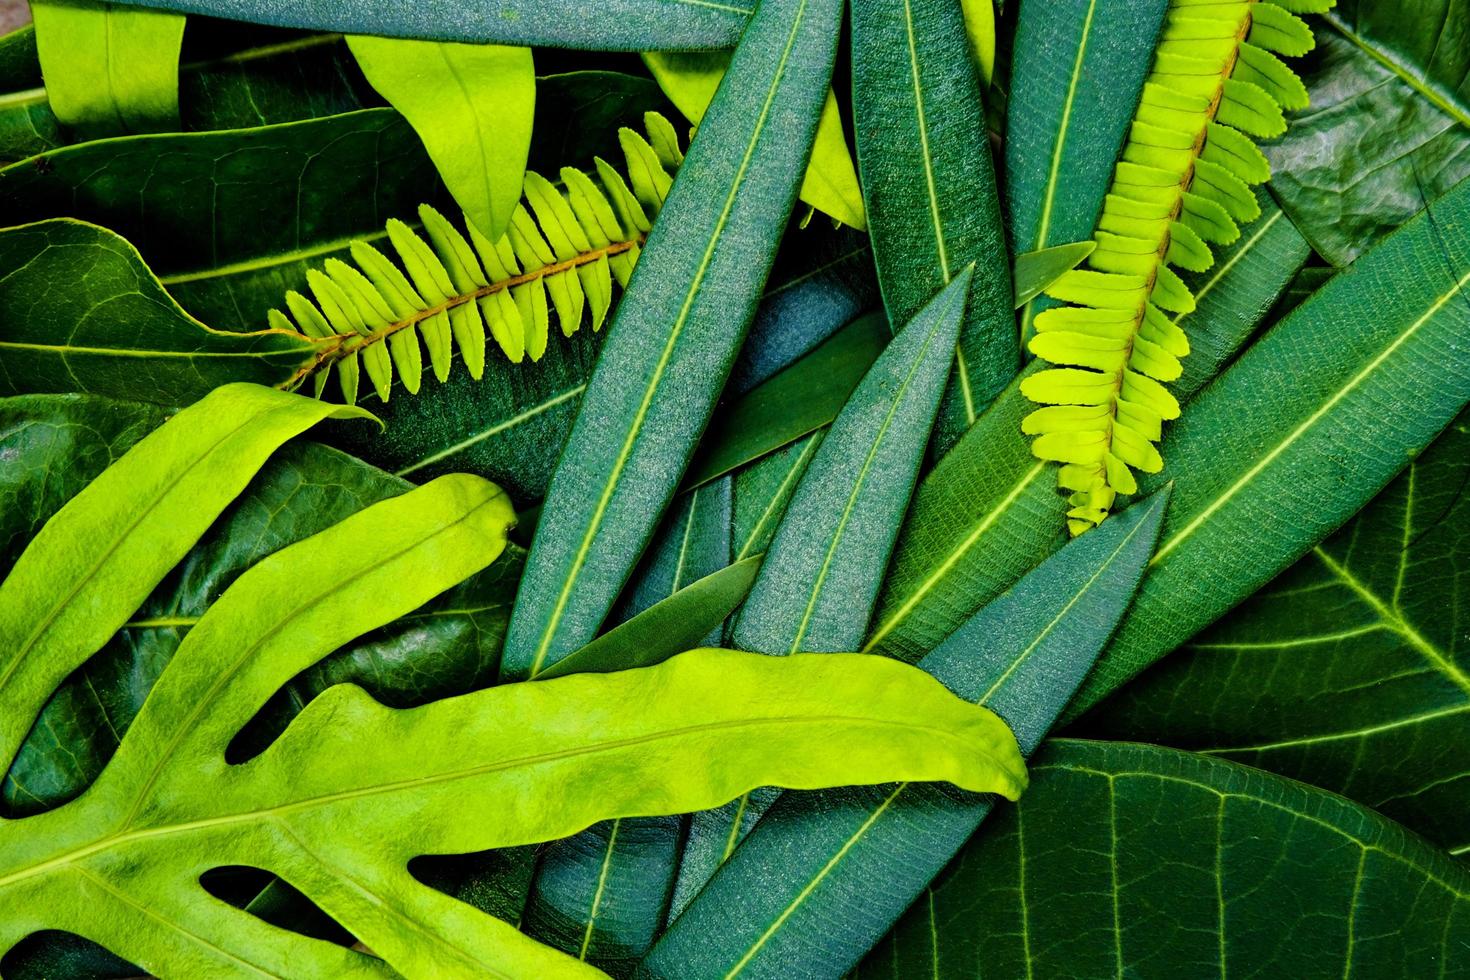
top-left (643, 490), bottom-right (1167, 980)
top-left (31, 0), bottom-right (185, 135)
top-left (733, 269), bottom-right (971, 655)
top-left (687, 312), bottom-right (889, 489)
top-left (0, 219), bottom-right (321, 403)
top-left (524, 477), bottom-right (732, 971)
top-left (1006, 0), bottom-right (1168, 336)
top-left (859, 740), bottom-right (1470, 979)
top-left (1011, 240), bottom-right (1094, 309)
top-left (0, 383), bottom-right (367, 775)
top-left (1083, 407), bottom-right (1470, 854)
top-left (502, 0), bottom-right (842, 680)
top-left (866, 175), bottom-right (1469, 670)
top-left (1265, 0), bottom-right (1470, 265)
top-left (346, 37), bottom-right (534, 239)
top-left (644, 50), bottom-right (864, 230)
top-left (108, 0), bottom-right (754, 49)
top-left (852, 0), bottom-right (1012, 452)
top-left (730, 432), bottom-right (824, 563)
top-left (1070, 171), bottom-right (1470, 715)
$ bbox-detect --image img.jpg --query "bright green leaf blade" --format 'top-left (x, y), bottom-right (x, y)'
top-left (1006, 0), bottom-right (1168, 336)
top-left (346, 37), bottom-right (534, 240)
top-left (643, 490), bottom-right (1167, 980)
top-left (858, 740), bottom-right (1470, 979)
top-left (501, 0), bottom-right (843, 680)
top-left (1266, 0), bottom-right (1470, 266)
top-left (643, 50), bottom-right (865, 230)
top-left (1072, 173), bottom-right (1470, 716)
top-left (106, 0), bottom-right (755, 48)
top-left (851, 0), bottom-right (1012, 452)
top-left (31, 0), bottom-right (185, 135)
top-left (733, 269), bottom-right (971, 655)
top-left (685, 311), bottom-right (889, 489)
top-left (0, 384), bottom-right (369, 782)
top-left (0, 220), bottom-right (321, 404)
top-left (1084, 406), bottom-right (1470, 854)
top-left (1012, 240), bottom-right (1095, 309)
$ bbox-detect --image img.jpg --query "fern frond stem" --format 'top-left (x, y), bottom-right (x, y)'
top-left (284, 234), bottom-right (646, 389)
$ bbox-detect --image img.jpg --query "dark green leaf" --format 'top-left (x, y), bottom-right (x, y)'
top-left (502, 0), bottom-right (842, 679)
top-left (852, 0), bottom-right (1013, 452)
top-left (1011, 240), bottom-right (1094, 309)
top-left (643, 490), bottom-right (1167, 980)
top-left (1082, 406), bottom-right (1470, 855)
top-left (1005, 0), bottom-right (1168, 336)
top-left (1265, 0), bottom-right (1470, 265)
top-left (0, 220), bottom-right (320, 404)
top-left (686, 312), bottom-right (889, 490)
top-left (107, 0), bottom-right (754, 50)
top-left (730, 432), bottom-right (824, 564)
top-left (859, 739), bottom-right (1470, 979)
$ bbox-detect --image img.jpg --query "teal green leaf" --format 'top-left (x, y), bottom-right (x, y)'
top-left (644, 50), bottom-right (865, 230)
top-left (851, 0), bottom-right (1013, 452)
top-left (1265, 0), bottom-right (1470, 265)
top-left (104, 0), bottom-right (754, 50)
top-left (731, 432), bottom-right (825, 563)
top-left (1005, 0), bottom-right (1169, 336)
top-left (523, 478), bottom-right (733, 971)
top-left (686, 312), bottom-right (889, 490)
top-left (1070, 171), bottom-right (1470, 716)
top-left (0, 219), bottom-right (321, 404)
top-left (642, 489), bottom-right (1167, 980)
top-left (858, 740), bottom-right (1470, 979)
top-left (501, 0), bottom-right (843, 680)
top-left (30, 0), bottom-right (185, 135)
top-left (1083, 407), bottom-right (1470, 855)
top-left (733, 269), bottom-right (971, 655)
top-left (538, 557), bottom-right (760, 682)
top-left (1011, 240), bottom-right (1094, 309)
top-left (0, 383), bottom-right (368, 777)
top-left (346, 37), bottom-right (534, 240)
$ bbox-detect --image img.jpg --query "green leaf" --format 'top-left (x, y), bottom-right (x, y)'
top-left (643, 490), bottom-right (1167, 980)
top-left (1071, 171), bottom-right (1470, 716)
top-left (731, 432), bottom-right (825, 562)
top-left (859, 739), bottom-right (1470, 979)
top-left (345, 37), bottom-right (534, 240)
top-left (1011, 240), bottom-right (1094, 308)
top-left (0, 383), bottom-right (369, 776)
top-left (1006, 0), bottom-right (1169, 336)
top-left (30, 0), bottom-right (185, 136)
top-left (1083, 406), bottom-right (1470, 855)
top-left (105, 0), bottom-right (755, 49)
top-left (1265, 0), bottom-right (1470, 265)
top-left (643, 50), bottom-right (865, 230)
top-left (733, 269), bottom-right (971, 655)
top-left (851, 0), bottom-right (1013, 452)
top-left (685, 311), bottom-right (889, 490)
top-left (0, 219), bottom-right (321, 404)
top-left (501, 0), bottom-right (843, 680)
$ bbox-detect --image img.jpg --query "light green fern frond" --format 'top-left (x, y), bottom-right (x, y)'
top-left (273, 111), bottom-right (685, 404)
top-left (1021, 0), bottom-right (1330, 535)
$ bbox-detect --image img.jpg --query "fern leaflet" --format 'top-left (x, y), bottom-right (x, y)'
top-left (272, 111), bottom-right (685, 404)
top-left (1021, 0), bottom-right (1331, 535)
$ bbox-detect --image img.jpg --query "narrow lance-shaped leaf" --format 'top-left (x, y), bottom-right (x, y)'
top-left (851, 0), bottom-right (1014, 453)
top-left (106, 0), bottom-right (756, 50)
top-left (643, 50), bottom-right (866, 230)
top-left (501, 0), bottom-right (843, 680)
top-left (0, 383), bottom-right (369, 774)
top-left (522, 478), bottom-right (734, 972)
top-left (0, 220), bottom-right (322, 404)
top-left (1012, 241), bottom-right (1095, 309)
top-left (859, 739), bottom-right (1470, 979)
top-left (1068, 170), bottom-right (1470, 716)
top-left (1006, 0), bottom-right (1168, 337)
top-left (642, 489), bottom-right (1168, 980)
top-left (30, 0), bottom-right (185, 135)
top-left (345, 37), bottom-right (535, 240)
